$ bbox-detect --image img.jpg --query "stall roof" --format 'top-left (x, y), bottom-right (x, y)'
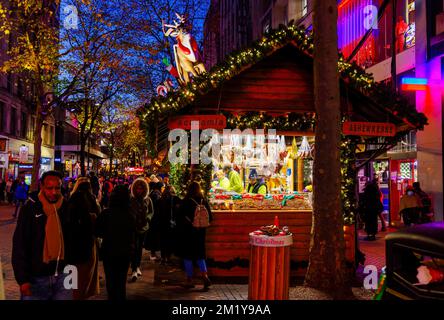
top-left (142, 24), bottom-right (427, 132)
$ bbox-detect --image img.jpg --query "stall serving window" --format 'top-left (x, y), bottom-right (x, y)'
top-left (208, 133), bottom-right (314, 211)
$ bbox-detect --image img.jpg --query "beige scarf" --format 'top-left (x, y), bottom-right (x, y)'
top-left (38, 192), bottom-right (64, 264)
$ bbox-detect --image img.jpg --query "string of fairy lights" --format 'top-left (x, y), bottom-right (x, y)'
top-left (139, 23), bottom-right (428, 224)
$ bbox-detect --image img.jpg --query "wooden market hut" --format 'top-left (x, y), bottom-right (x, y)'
top-left (141, 25), bottom-right (427, 281)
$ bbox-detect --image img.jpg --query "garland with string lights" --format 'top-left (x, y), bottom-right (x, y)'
top-left (139, 23), bottom-right (428, 224)
top-left (140, 23), bottom-right (427, 131)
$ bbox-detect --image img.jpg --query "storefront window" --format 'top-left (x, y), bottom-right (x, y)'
top-left (338, 0), bottom-right (416, 68)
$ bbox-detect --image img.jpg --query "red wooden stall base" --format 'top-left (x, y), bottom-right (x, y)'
top-left (248, 234), bottom-right (292, 300)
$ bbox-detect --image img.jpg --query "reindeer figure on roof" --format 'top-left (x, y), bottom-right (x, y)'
top-left (162, 13), bottom-right (206, 85)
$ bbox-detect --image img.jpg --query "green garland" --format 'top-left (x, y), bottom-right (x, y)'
top-left (169, 139), bottom-right (213, 198)
top-left (224, 111), bottom-right (316, 131)
top-left (341, 136), bottom-right (360, 225)
top-left (140, 23), bottom-right (427, 131)
top-left (139, 23), bottom-right (428, 224)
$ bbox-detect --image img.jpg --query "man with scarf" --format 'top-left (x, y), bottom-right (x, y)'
top-left (12, 171), bottom-right (73, 300)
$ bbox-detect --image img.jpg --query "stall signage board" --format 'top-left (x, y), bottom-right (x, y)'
top-left (342, 121), bottom-right (396, 137)
top-left (168, 115), bottom-right (227, 130)
top-left (249, 233), bottom-right (293, 247)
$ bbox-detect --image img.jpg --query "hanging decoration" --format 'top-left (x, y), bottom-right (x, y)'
top-left (139, 22), bottom-right (429, 225)
top-left (162, 57), bottom-right (180, 80)
top-left (156, 79), bottom-right (174, 97)
top-left (289, 137), bottom-right (299, 160)
top-left (296, 136), bottom-right (312, 159)
top-left (162, 13), bottom-right (206, 85)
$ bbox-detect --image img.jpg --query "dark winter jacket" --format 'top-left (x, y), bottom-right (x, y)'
top-left (12, 194), bottom-right (72, 285)
top-left (67, 191), bottom-right (101, 264)
top-left (129, 178), bottom-right (154, 234)
top-left (176, 196), bottom-right (212, 260)
top-left (14, 183), bottom-right (29, 201)
top-left (95, 207), bottom-right (135, 261)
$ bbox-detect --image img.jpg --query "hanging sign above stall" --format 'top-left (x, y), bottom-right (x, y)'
top-left (342, 121), bottom-right (396, 137)
top-left (168, 115), bottom-right (226, 130)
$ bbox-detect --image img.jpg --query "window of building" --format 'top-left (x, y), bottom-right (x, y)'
top-left (17, 77), bottom-right (24, 97)
top-left (21, 112), bottom-right (27, 138)
top-left (43, 123), bottom-right (48, 145)
top-left (49, 125), bottom-right (54, 146)
top-left (261, 9), bottom-right (272, 34)
top-left (28, 116), bottom-right (36, 141)
top-left (0, 101), bottom-right (4, 132)
top-left (10, 107), bottom-right (17, 136)
top-left (303, 0), bottom-right (308, 16)
top-left (430, 0), bottom-right (444, 36)
top-left (7, 73), bottom-right (13, 93)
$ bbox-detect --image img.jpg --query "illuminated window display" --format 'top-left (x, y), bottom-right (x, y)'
top-left (208, 134), bottom-right (314, 211)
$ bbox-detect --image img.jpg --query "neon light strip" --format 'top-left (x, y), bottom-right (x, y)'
top-left (401, 77), bottom-right (428, 85)
top-left (401, 84), bottom-right (427, 91)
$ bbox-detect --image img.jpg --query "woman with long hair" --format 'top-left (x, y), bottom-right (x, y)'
top-left (176, 181), bottom-right (212, 290)
top-left (67, 177), bottom-right (101, 300)
top-left (158, 185), bottom-right (181, 264)
top-left (95, 185), bottom-right (135, 300)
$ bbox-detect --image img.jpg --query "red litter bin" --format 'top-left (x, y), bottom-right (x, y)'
top-left (248, 232), bottom-right (293, 300)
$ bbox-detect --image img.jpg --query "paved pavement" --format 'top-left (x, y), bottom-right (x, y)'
top-left (1, 204), bottom-right (381, 300)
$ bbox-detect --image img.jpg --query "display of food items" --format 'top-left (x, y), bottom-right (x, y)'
top-left (251, 217), bottom-right (291, 236)
top-left (209, 191), bottom-right (312, 211)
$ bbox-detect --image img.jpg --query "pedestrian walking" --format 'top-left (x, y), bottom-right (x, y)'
top-left (176, 181), bottom-right (212, 290)
top-left (12, 178), bottom-right (28, 218)
top-left (6, 177), bottom-right (13, 204)
top-left (89, 171), bottom-right (100, 198)
top-left (0, 178), bottom-right (6, 203)
top-left (399, 186), bottom-right (422, 226)
top-left (11, 171), bottom-right (73, 300)
top-left (129, 178), bottom-right (153, 282)
top-left (362, 180), bottom-right (383, 241)
top-left (68, 177), bottom-right (101, 300)
top-left (95, 185), bottom-right (135, 300)
top-left (146, 182), bottom-right (162, 261)
top-left (158, 185), bottom-right (181, 265)
top-left (413, 182), bottom-right (433, 223)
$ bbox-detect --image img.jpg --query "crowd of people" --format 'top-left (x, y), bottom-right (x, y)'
top-left (359, 175), bottom-right (433, 241)
top-left (11, 170), bottom-right (213, 300)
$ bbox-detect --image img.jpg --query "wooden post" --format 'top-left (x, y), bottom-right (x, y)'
top-left (0, 256), bottom-right (5, 300)
top-left (297, 158), bottom-right (304, 191)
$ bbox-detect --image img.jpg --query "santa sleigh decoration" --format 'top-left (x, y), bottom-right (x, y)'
top-left (162, 13), bottom-right (206, 85)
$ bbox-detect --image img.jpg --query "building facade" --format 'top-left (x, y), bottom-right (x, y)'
top-left (202, 0), bottom-right (442, 220)
top-left (54, 107), bottom-right (108, 178)
top-left (0, 1), bottom-right (56, 182)
top-left (203, 0), bottom-right (253, 69)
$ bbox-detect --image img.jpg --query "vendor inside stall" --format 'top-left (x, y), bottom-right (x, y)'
top-left (223, 164), bottom-right (243, 193)
top-left (246, 169), bottom-right (267, 195)
top-left (209, 134), bottom-right (314, 211)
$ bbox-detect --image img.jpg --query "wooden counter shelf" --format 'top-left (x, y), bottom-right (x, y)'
top-left (206, 210), bottom-right (355, 280)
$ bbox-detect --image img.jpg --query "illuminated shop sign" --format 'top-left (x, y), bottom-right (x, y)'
top-left (338, 0), bottom-right (379, 48)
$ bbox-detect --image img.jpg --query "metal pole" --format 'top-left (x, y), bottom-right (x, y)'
top-left (0, 256), bottom-right (5, 300)
top-left (391, 0), bottom-right (398, 92)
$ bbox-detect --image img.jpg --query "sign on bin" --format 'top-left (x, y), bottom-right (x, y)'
top-left (249, 233), bottom-right (293, 247)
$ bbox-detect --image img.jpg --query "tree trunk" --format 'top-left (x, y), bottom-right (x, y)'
top-left (30, 102), bottom-right (44, 192)
top-left (109, 151), bottom-right (113, 177)
top-left (304, 0), bottom-right (352, 299)
top-left (80, 135), bottom-right (87, 177)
